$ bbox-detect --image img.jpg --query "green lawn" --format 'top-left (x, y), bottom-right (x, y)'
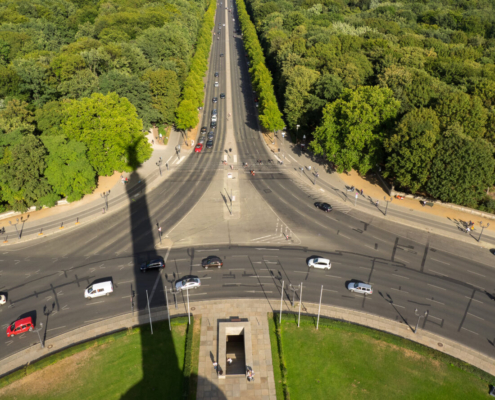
top-left (0, 318), bottom-right (192, 400)
top-left (271, 315), bottom-right (492, 400)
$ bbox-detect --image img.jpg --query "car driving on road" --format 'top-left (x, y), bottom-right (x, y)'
top-left (347, 282), bottom-right (373, 295)
top-left (195, 143), bottom-right (203, 153)
top-left (212, 97), bottom-right (218, 103)
top-left (176, 277), bottom-right (201, 291)
top-left (307, 257), bottom-right (331, 270)
top-left (206, 139), bottom-right (214, 149)
top-left (140, 258), bottom-right (165, 272)
top-left (220, 93), bottom-right (225, 99)
top-left (6, 317), bottom-right (34, 337)
top-left (202, 256), bottom-right (223, 269)
top-left (314, 202), bottom-right (332, 212)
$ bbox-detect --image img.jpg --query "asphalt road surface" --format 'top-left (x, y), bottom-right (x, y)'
top-left (1, 2), bottom-right (495, 366)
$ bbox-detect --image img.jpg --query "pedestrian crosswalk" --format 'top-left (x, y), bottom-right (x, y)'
top-left (249, 218), bottom-right (301, 244)
top-left (290, 179), bottom-right (352, 214)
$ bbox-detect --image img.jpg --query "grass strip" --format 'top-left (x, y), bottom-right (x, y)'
top-left (268, 313), bottom-right (287, 400)
top-left (282, 313), bottom-right (495, 386)
top-left (182, 315), bottom-right (195, 399)
top-left (188, 316), bottom-right (202, 400)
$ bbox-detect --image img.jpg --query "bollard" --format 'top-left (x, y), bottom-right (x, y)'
top-left (75, 217), bottom-right (79, 225)
top-left (60, 222), bottom-right (64, 230)
top-left (3, 235), bottom-right (7, 243)
top-left (38, 228), bottom-right (43, 236)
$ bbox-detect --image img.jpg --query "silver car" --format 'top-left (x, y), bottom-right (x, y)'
top-left (176, 277), bottom-right (201, 291)
top-left (347, 282), bottom-right (373, 295)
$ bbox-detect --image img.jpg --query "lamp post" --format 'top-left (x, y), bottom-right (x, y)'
top-left (32, 322), bottom-right (44, 348)
top-left (289, 283), bottom-right (301, 307)
top-left (100, 190), bottom-right (111, 211)
top-left (479, 221), bottom-right (490, 242)
top-left (384, 196), bottom-right (393, 216)
top-left (9, 219), bottom-right (20, 239)
top-left (414, 308), bottom-right (428, 333)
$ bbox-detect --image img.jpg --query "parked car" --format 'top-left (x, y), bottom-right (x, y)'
top-left (211, 120), bottom-right (217, 128)
top-left (195, 143), bottom-right (203, 153)
top-left (315, 202), bottom-right (332, 212)
top-left (202, 256), bottom-right (223, 269)
top-left (307, 257), bottom-right (331, 270)
top-left (201, 126), bottom-right (207, 134)
top-left (6, 317), bottom-right (34, 337)
top-left (85, 280), bottom-right (114, 298)
top-left (206, 139), bottom-right (214, 149)
top-left (140, 258), bottom-right (165, 272)
top-left (212, 109), bottom-right (218, 115)
top-left (208, 132), bottom-right (215, 140)
top-left (347, 282), bottom-right (373, 295)
top-left (0, 294), bottom-right (6, 305)
top-left (176, 277), bottom-right (201, 291)
top-left (198, 137), bottom-right (205, 144)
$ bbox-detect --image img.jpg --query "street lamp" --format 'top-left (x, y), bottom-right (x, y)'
top-left (289, 283), bottom-right (301, 307)
top-left (384, 196), bottom-right (393, 216)
top-left (100, 190), bottom-right (111, 211)
top-left (32, 322), bottom-right (44, 348)
top-left (479, 221), bottom-right (490, 242)
top-left (9, 219), bottom-right (20, 239)
top-left (414, 308), bottom-right (428, 334)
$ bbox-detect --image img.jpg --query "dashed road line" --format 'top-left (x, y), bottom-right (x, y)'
top-left (466, 282), bottom-right (485, 290)
top-left (430, 258), bottom-right (450, 265)
top-left (392, 274), bottom-right (409, 280)
top-left (468, 270), bottom-right (485, 277)
top-left (391, 288), bottom-right (409, 294)
top-left (429, 298), bottom-right (445, 305)
top-left (86, 301), bottom-right (104, 305)
top-left (427, 284), bottom-right (446, 291)
top-left (461, 327), bottom-right (478, 335)
top-left (468, 312), bottom-right (484, 321)
top-left (429, 269), bottom-right (448, 277)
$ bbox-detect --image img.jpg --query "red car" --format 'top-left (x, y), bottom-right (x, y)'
top-left (6, 317), bottom-right (34, 337)
top-left (195, 143), bottom-right (203, 153)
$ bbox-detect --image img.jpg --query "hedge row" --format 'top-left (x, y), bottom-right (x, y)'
top-left (273, 314), bottom-right (291, 399)
top-left (175, 0), bottom-right (216, 130)
top-left (235, 0), bottom-right (285, 132)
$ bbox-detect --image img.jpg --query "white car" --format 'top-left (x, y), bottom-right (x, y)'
top-left (215, 81), bottom-right (219, 87)
top-left (307, 257), bottom-right (331, 270)
top-left (223, 23), bottom-right (225, 26)
top-left (176, 277), bottom-right (201, 291)
top-left (0, 294), bottom-right (6, 305)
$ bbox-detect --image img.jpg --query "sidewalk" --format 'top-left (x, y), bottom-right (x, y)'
top-left (1, 298), bottom-right (494, 395)
top-left (268, 136), bottom-right (495, 248)
top-left (0, 129), bottom-right (185, 244)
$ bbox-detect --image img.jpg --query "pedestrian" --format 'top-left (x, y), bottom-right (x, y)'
top-left (375, 200), bottom-right (379, 207)
top-left (102, 207), bottom-right (105, 214)
top-left (152, 139), bottom-right (154, 144)
top-left (227, 358), bottom-right (232, 364)
top-left (166, 163), bottom-right (169, 170)
top-left (251, 370), bottom-right (255, 381)
top-left (466, 226), bottom-right (471, 234)
top-left (125, 177), bottom-right (128, 184)
top-left (213, 362), bottom-right (218, 369)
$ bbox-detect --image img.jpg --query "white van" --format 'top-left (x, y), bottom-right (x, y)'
top-left (85, 281), bottom-right (113, 299)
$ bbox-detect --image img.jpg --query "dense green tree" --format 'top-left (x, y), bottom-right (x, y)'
top-left (62, 92), bottom-right (152, 175)
top-left (42, 135), bottom-right (96, 202)
top-left (384, 108), bottom-right (440, 192)
top-left (426, 134), bottom-right (495, 207)
top-left (143, 69), bottom-right (181, 126)
top-left (434, 91), bottom-right (488, 138)
top-left (35, 100), bottom-right (65, 136)
top-left (0, 134), bottom-right (56, 211)
top-left (58, 69), bottom-right (99, 99)
top-left (175, 99), bottom-right (199, 131)
top-left (311, 86), bottom-right (400, 174)
top-left (99, 70), bottom-right (160, 128)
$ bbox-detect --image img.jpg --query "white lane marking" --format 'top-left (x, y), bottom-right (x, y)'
top-left (392, 274), bottom-right (409, 280)
top-left (429, 299), bottom-right (445, 305)
top-left (86, 301), bottom-right (104, 305)
top-left (191, 264), bottom-right (201, 267)
top-left (322, 289), bottom-right (338, 293)
top-left (200, 277), bottom-right (211, 280)
top-left (118, 280), bottom-right (134, 285)
top-left (468, 312), bottom-right (484, 321)
top-left (174, 156), bottom-right (185, 165)
top-left (365, 245), bottom-right (376, 250)
top-left (466, 282), bottom-right (485, 290)
top-left (245, 291), bottom-right (272, 293)
top-left (165, 154), bottom-right (174, 165)
top-left (395, 257), bottom-right (409, 264)
top-left (84, 318), bottom-right (104, 323)
top-left (293, 271), bottom-right (309, 274)
top-left (263, 261), bottom-right (278, 264)
top-left (468, 270), bottom-right (485, 277)
top-left (392, 304), bottom-right (405, 309)
top-left (461, 327), bottom-right (478, 335)
top-left (173, 259), bottom-right (188, 262)
top-left (373, 236), bottom-right (389, 244)
top-left (339, 233), bottom-right (350, 239)
top-left (429, 269), bottom-right (448, 277)
top-left (466, 296), bottom-right (483, 304)
top-left (427, 284), bottom-right (446, 291)
top-left (187, 292), bottom-right (207, 296)
top-left (428, 315), bottom-right (443, 321)
top-left (47, 326), bottom-right (66, 332)
top-left (229, 268), bottom-right (245, 271)
top-left (255, 248), bottom-right (279, 251)
top-left (391, 288), bottom-right (409, 294)
top-left (430, 258), bottom-right (450, 265)
top-left (232, 255), bottom-right (247, 258)
top-left (62, 305), bottom-right (69, 310)
top-left (326, 275), bottom-right (342, 279)
top-left (249, 276), bottom-right (275, 278)
top-left (197, 249), bottom-right (219, 252)
top-left (288, 154), bottom-right (298, 163)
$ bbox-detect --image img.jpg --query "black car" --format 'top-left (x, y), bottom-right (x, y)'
top-left (210, 120), bottom-right (217, 128)
top-left (214, 72), bottom-right (219, 77)
top-left (200, 126), bottom-right (207, 134)
top-left (212, 97), bottom-right (218, 103)
top-left (220, 93), bottom-right (225, 99)
top-left (140, 257), bottom-right (165, 272)
top-left (206, 139), bottom-right (213, 148)
top-left (314, 202), bottom-right (332, 212)
top-left (220, 53), bottom-right (224, 57)
top-left (202, 256), bottom-right (223, 269)
top-left (208, 132), bottom-right (214, 140)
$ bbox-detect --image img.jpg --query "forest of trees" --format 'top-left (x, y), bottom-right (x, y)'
top-left (245, 0), bottom-right (495, 210)
top-left (0, 0), bottom-right (211, 212)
